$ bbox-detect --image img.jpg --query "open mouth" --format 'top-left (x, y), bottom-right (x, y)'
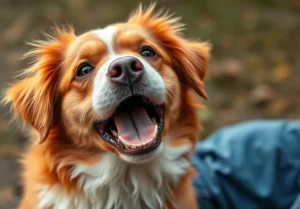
top-left (94, 95), bottom-right (165, 155)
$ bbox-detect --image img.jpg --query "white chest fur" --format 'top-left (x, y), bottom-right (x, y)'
top-left (37, 144), bottom-right (191, 209)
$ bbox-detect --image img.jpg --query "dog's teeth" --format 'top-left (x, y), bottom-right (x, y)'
top-left (151, 117), bottom-right (156, 124)
top-left (119, 136), bottom-right (130, 146)
top-left (110, 127), bottom-right (117, 137)
top-left (152, 125), bottom-right (158, 138)
top-left (111, 130), bottom-right (118, 137)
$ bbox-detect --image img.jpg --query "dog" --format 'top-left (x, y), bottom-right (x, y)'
top-left (4, 4), bottom-right (210, 209)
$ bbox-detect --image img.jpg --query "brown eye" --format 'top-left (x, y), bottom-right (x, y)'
top-left (140, 46), bottom-right (157, 58)
top-left (76, 63), bottom-right (94, 78)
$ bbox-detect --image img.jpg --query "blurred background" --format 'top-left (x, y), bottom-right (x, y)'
top-left (0, 0), bottom-right (299, 207)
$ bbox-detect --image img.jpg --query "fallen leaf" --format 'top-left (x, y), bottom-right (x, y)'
top-left (270, 63), bottom-right (291, 82)
top-left (268, 99), bottom-right (288, 116)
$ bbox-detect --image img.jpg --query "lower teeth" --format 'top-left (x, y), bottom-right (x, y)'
top-left (111, 130), bottom-right (118, 137)
top-left (151, 117), bottom-right (156, 124)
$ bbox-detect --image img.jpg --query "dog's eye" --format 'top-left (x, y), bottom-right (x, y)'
top-left (76, 63), bottom-right (94, 78)
top-left (140, 47), bottom-right (157, 58)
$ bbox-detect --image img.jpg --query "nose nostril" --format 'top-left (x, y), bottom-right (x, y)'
top-left (108, 65), bottom-right (122, 78)
top-left (131, 60), bottom-right (144, 71)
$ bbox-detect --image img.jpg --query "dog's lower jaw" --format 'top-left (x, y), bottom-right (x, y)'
top-left (36, 143), bottom-right (191, 209)
top-left (119, 142), bottom-right (163, 163)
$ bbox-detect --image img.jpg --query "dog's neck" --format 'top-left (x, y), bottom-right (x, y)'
top-left (37, 143), bottom-right (191, 209)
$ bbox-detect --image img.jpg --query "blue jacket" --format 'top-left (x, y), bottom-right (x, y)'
top-left (192, 120), bottom-right (300, 209)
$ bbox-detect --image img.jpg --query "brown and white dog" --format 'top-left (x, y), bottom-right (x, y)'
top-left (4, 4), bottom-right (210, 209)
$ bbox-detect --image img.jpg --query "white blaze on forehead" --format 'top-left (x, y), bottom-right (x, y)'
top-left (91, 25), bottom-right (166, 120)
top-left (92, 26), bottom-right (117, 57)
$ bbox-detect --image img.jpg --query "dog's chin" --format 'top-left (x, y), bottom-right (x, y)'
top-left (119, 143), bottom-right (163, 164)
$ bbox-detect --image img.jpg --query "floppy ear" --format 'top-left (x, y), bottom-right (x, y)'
top-left (3, 26), bottom-right (75, 143)
top-left (128, 4), bottom-right (210, 99)
top-left (170, 41), bottom-right (210, 99)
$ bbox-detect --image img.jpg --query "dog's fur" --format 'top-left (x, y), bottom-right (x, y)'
top-left (4, 4), bottom-right (210, 209)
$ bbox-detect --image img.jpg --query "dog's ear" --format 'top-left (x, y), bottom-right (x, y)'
top-left (170, 41), bottom-right (210, 99)
top-left (3, 26), bottom-right (75, 143)
top-left (128, 4), bottom-right (210, 99)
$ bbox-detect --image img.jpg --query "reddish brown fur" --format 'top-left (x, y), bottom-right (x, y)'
top-left (4, 4), bottom-right (210, 209)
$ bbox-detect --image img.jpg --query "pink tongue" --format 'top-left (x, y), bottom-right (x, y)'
top-left (114, 107), bottom-right (155, 144)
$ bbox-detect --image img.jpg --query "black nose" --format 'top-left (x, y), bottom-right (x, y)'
top-left (107, 56), bottom-right (144, 85)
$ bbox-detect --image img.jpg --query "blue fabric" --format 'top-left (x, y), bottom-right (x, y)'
top-left (192, 120), bottom-right (300, 209)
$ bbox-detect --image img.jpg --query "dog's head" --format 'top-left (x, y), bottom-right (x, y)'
top-left (4, 5), bottom-right (210, 164)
